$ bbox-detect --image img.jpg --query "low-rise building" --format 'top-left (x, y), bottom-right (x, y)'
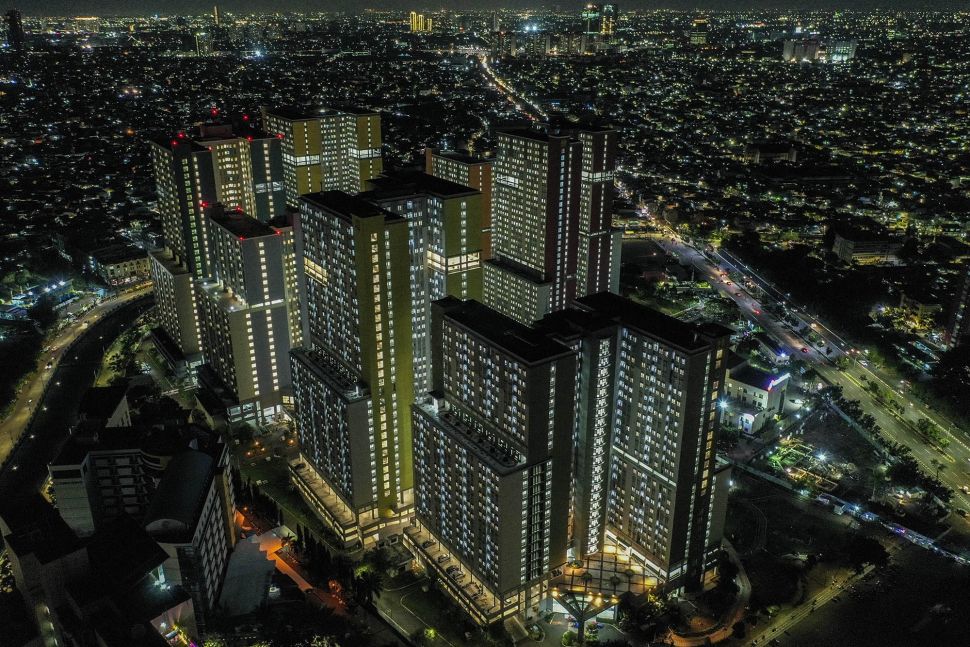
top-left (721, 363), bottom-right (790, 435)
top-left (143, 448), bottom-right (235, 631)
top-left (87, 244), bottom-right (151, 286)
top-left (832, 227), bottom-right (904, 265)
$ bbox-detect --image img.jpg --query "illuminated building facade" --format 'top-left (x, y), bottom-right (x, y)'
top-left (690, 16), bottom-right (710, 46)
top-left (571, 292), bottom-right (730, 592)
top-left (575, 127), bottom-right (621, 299)
top-left (582, 4), bottom-right (618, 37)
top-left (409, 11), bottom-right (433, 33)
top-left (485, 122), bottom-right (618, 325)
top-left (290, 191), bottom-right (414, 547)
top-left (406, 292), bottom-right (732, 626)
top-left (148, 248), bottom-right (202, 367)
top-left (195, 208), bottom-right (298, 422)
top-left (363, 170), bottom-right (484, 394)
top-left (262, 106), bottom-right (383, 206)
top-left (406, 298), bottom-right (575, 625)
top-left (425, 148), bottom-right (494, 260)
top-left (149, 120), bottom-right (287, 362)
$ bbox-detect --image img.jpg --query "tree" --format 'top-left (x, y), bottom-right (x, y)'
top-left (843, 534), bottom-right (890, 573)
top-left (353, 568), bottom-right (385, 607)
top-left (916, 417), bottom-right (932, 435)
top-left (28, 295), bottom-right (57, 330)
top-left (732, 621), bottom-right (747, 639)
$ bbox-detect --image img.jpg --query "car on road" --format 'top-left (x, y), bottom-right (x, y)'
top-left (960, 486), bottom-right (970, 494)
top-left (801, 347), bottom-right (810, 353)
top-left (734, 291), bottom-right (742, 297)
top-left (44, 361), bottom-right (53, 370)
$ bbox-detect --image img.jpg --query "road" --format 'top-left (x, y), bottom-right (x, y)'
top-left (670, 541), bottom-right (752, 647)
top-left (478, 55), bottom-right (546, 121)
top-left (641, 230), bottom-right (970, 511)
top-left (0, 285), bottom-right (152, 461)
top-left (742, 538), bottom-right (905, 647)
top-left (0, 295), bottom-right (153, 495)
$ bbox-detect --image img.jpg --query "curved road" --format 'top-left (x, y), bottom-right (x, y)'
top-left (0, 286), bottom-right (152, 461)
top-left (0, 295), bottom-right (153, 495)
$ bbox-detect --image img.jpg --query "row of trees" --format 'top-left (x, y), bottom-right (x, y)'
top-left (822, 386), bottom-right (952, 504)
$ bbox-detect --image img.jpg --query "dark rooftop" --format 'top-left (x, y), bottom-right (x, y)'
top-left (576, 292), bottom-right (731, 351)
top-left (51, 425), bottom-right (143, 466)
top-left (428, 148), bottom-right (492, 165)
top-left (0, 493), bottom-right (82, 564)
top-left (210, 208), bottom-right (276, 239)
top-left (90, 244), bottom-right (147, 264)
top-left (301, 190), bottom-right (404, 224)
top-left (729, 364), bottom-right (788, 390)
top-left (86, 515), bottom-right (168, 590)
top-left (263, 105), bottom-right (319, 120)
top-left (435, 297), bottom-right (572, 364)
top-left (143, 450), bottom-right (215, 540)
top-left (366, 170), bottom-right (479, 199)
top-left (496, 127), bottom-right (557, 142)
top-left (78, 384), bottom-right (128, 421)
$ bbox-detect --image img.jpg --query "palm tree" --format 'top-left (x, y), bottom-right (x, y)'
top-left (354, 568), bottom-right (385, 607)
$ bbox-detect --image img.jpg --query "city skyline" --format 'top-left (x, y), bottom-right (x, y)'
top-left (1, 5), bottom-right (969, 647)
top-left (8, 1), bottom-right (968, 18)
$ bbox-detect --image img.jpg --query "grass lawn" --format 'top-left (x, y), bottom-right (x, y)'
top-left (235, 452), bottom-right (340, 548)
top-left (395, 584), bottom-right (493, 647)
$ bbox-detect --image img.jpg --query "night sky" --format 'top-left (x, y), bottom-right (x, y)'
top-left (13, 0), bottom-right (968, 18)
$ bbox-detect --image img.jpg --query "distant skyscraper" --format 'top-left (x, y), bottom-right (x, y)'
top-left (409, 11), bottom-right (432, 33)
top-left (262, 106), bottom-right (383, 206)
top-left (600, 4), bottom-right (618, 36)
top-left (782, 38), bottom-right (821, 62)
top-left (823, 40), bottom-right (857, 63)
top-left (690, 16), bottom-right (710, 46)
top-left (581, 4), bottom-right (602, 35)
top-left (195, 31), bottom-right (212, 57)
top-left (491, 11), bottom-right (500, 33)
top-left (213, 4), bottom-right (220, 27)
top-left (290, 191), bottom-right (414, 546)
top-left (581, 3), bottom-right (617, 37)
top-left (5, 9), bottom-right (25, 52)
top-left (484, 121), bottom-right (618, 325)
